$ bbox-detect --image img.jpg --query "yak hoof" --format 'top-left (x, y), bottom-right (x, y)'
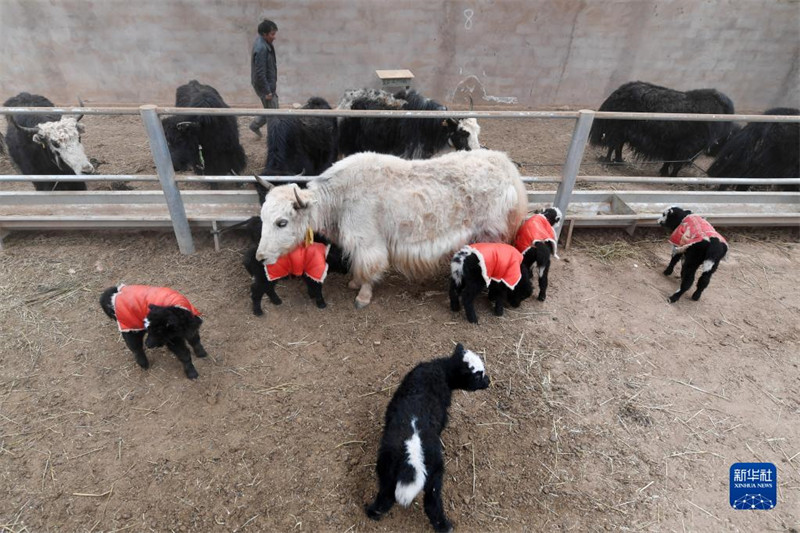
top-left (348, 279), bottom-right (360, 290)
top-left (354, 297), bottom-right (371, 309)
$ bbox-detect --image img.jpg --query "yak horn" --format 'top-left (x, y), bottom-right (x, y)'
top-left (7, 114), bottom-right (39, 134)
top-left (75, 97), bottom-right (85, 122)
top-left (253, 174), bottom-right (274, 192)
top-left (293, 186), bottom-right (308, 209)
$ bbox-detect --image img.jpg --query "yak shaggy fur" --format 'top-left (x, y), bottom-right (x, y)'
top-left (589, 81), bottom-right (736, 177)
top-left (708, 107), bottom-right (799, 191)
top-left (255, 149), bottom-right (527, 307)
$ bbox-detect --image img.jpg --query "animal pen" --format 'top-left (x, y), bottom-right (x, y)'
top-left (0, 105), bottom-right (798, 253)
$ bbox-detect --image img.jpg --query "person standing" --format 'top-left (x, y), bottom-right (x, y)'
top-left (249, 19), bottom-right (278, 136)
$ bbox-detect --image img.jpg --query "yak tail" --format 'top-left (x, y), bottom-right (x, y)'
top-left (704, 238), bottom-right (728, 271)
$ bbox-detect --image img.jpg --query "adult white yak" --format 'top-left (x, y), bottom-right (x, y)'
top-left (255, 150), bottom-right (527, 308)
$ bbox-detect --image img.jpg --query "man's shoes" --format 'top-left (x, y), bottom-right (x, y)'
top-left (249, 123), bottom-right (262, 137)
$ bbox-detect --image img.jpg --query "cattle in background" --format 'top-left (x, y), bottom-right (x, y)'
top-left (255, 149), bottom-right (527, 308)
top-left (161, 80), bottom-right (246, 180)
top-left (3, 92), bottom-right (93, 191)
top-left (337, 89), bottom-right (481, 159)
top-left (589, 81), bottom-right (736, 177)
top-left (263, 96), bottom-right (337, 177)
top-left (707, 107), bottom-right (799, 191)
top-left (337, 88), bottom-right (407, 113)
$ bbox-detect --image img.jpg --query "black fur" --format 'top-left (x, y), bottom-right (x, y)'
top-left (99, 286), bottom-right (208, 379)
top-left (242, 241), bottom-right (349, 314)
top-left (366, 343), bottom-right (490, 532)
top-left (658, 207), bottom-right (728, 303)
top-left (518, 208), bottom-right (561, 301)
top-left (708, 107), bottom-right (799, 191)
top-left (449, 246), bottom-right (534, 323)
top-left (589, 81), bottom-right (736, 177)
top-left (263, 96), bottom-right (338, 177)
top-left (338, 89), bottom-right (474, 159)
top-left (3, 92), bottom-right (89, 191)
top-left (161, 80), bottom-right (246, 179)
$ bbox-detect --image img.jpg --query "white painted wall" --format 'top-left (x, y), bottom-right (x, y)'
top-left (1, 1), bottom-right (797, 111)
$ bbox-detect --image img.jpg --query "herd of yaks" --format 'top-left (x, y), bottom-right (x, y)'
top-left (1, 80), bottom-right (797, 532)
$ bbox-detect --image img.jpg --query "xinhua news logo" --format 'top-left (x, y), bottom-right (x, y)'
top-left (729, 463), bottom-right (777, 510)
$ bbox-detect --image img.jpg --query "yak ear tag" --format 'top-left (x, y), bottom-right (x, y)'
top-left (304, 227), bottom-right (314, 247)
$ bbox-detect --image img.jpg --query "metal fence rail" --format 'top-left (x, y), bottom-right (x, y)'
top-left (0, 105), bottom-right (798, 253)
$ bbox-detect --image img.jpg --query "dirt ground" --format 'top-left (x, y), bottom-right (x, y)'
top-left (0, 107), bottom-right (798, 532)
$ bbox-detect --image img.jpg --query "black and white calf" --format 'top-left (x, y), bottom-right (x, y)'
top-left (100, 285), bottom-right (208, 379)
top-left (449, 243), bottom-right (534, 323)
top-left (658, 206), bottom-right (728, 303)
top-left (242, 240), bottom-right (349, 314)
top-left (513, 207), bottom-right (562, 301)
top-left (366, 343), bottom-right (490, 532)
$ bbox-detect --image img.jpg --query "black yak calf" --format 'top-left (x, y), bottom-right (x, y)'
top-left (708, 107), bottom-right (799, 191)
top-left (338, 88), bottom-right (480, 160)
top-left (243, 239), bottom-right (349, 314)
top-left (513, 207), bottom-right (562, 301)
top-left (161, 80), bottom-right (246, 179)
top-left (3, 92), bottom-right (92, 190)
top-left (657, 206), bottom-right (728, 303)
top-left (589, 81), bottom-right (736, 177)
top-left (366, 343), bottom-right (490, 532)
top-left (263, 96), bottom-right (337, 177)
top-left (449, 243), bottom-right (534, 323)
top-left (100, 285), bottom-right (208, 379)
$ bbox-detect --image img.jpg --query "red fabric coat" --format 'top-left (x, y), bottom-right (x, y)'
top-left (265, 243), bottom-right (329, 283)
top-left (514, 215), bottom-right (558, 258)
top-left (469, 243), bottom-right (524, 289)
top-left (669, 215), bottom-right (727, 253)
top-left (114, 285), bottom-right (201, 332)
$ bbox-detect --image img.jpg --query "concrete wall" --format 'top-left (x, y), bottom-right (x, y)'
top-left (0, 0), bottom-right (797, 111)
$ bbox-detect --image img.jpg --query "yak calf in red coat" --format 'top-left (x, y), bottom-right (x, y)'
top-left (658, 206), bottom-right (728, 303)
top-left (100, 285), bottom-right (208, 379)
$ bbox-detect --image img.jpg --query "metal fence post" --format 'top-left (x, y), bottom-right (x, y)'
top-left (552, 109), bottom-right (595, 238)
top-left (139, 104), bottom-right (195, 254)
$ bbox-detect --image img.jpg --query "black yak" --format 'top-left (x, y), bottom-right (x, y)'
top-left (263, 96), bottom-right (337, 176)
top-left (707, 107), bottom-right (799, 191)
top-left (589, 81), bottom-right (736, 177)
top-left (337, 89), bottom-right (480, 160)
top-left (3, 92), bottom-right (92, 190)
top-left (161, 80), bottom-right (246, 179)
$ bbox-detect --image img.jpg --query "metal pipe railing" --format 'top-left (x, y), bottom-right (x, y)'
top-left (1, 104), bottom-right (798, 254)
top-left (139, 105), bottom-right (195, 254)
top-left (2, 106), bottom-right (798, 122)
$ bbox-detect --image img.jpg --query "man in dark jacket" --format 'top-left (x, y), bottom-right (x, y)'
top-left (249, 19), bottom-right (278, 136)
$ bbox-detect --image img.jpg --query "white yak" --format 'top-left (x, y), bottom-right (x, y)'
top-left (255, 149), bottom-right (527, 308)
